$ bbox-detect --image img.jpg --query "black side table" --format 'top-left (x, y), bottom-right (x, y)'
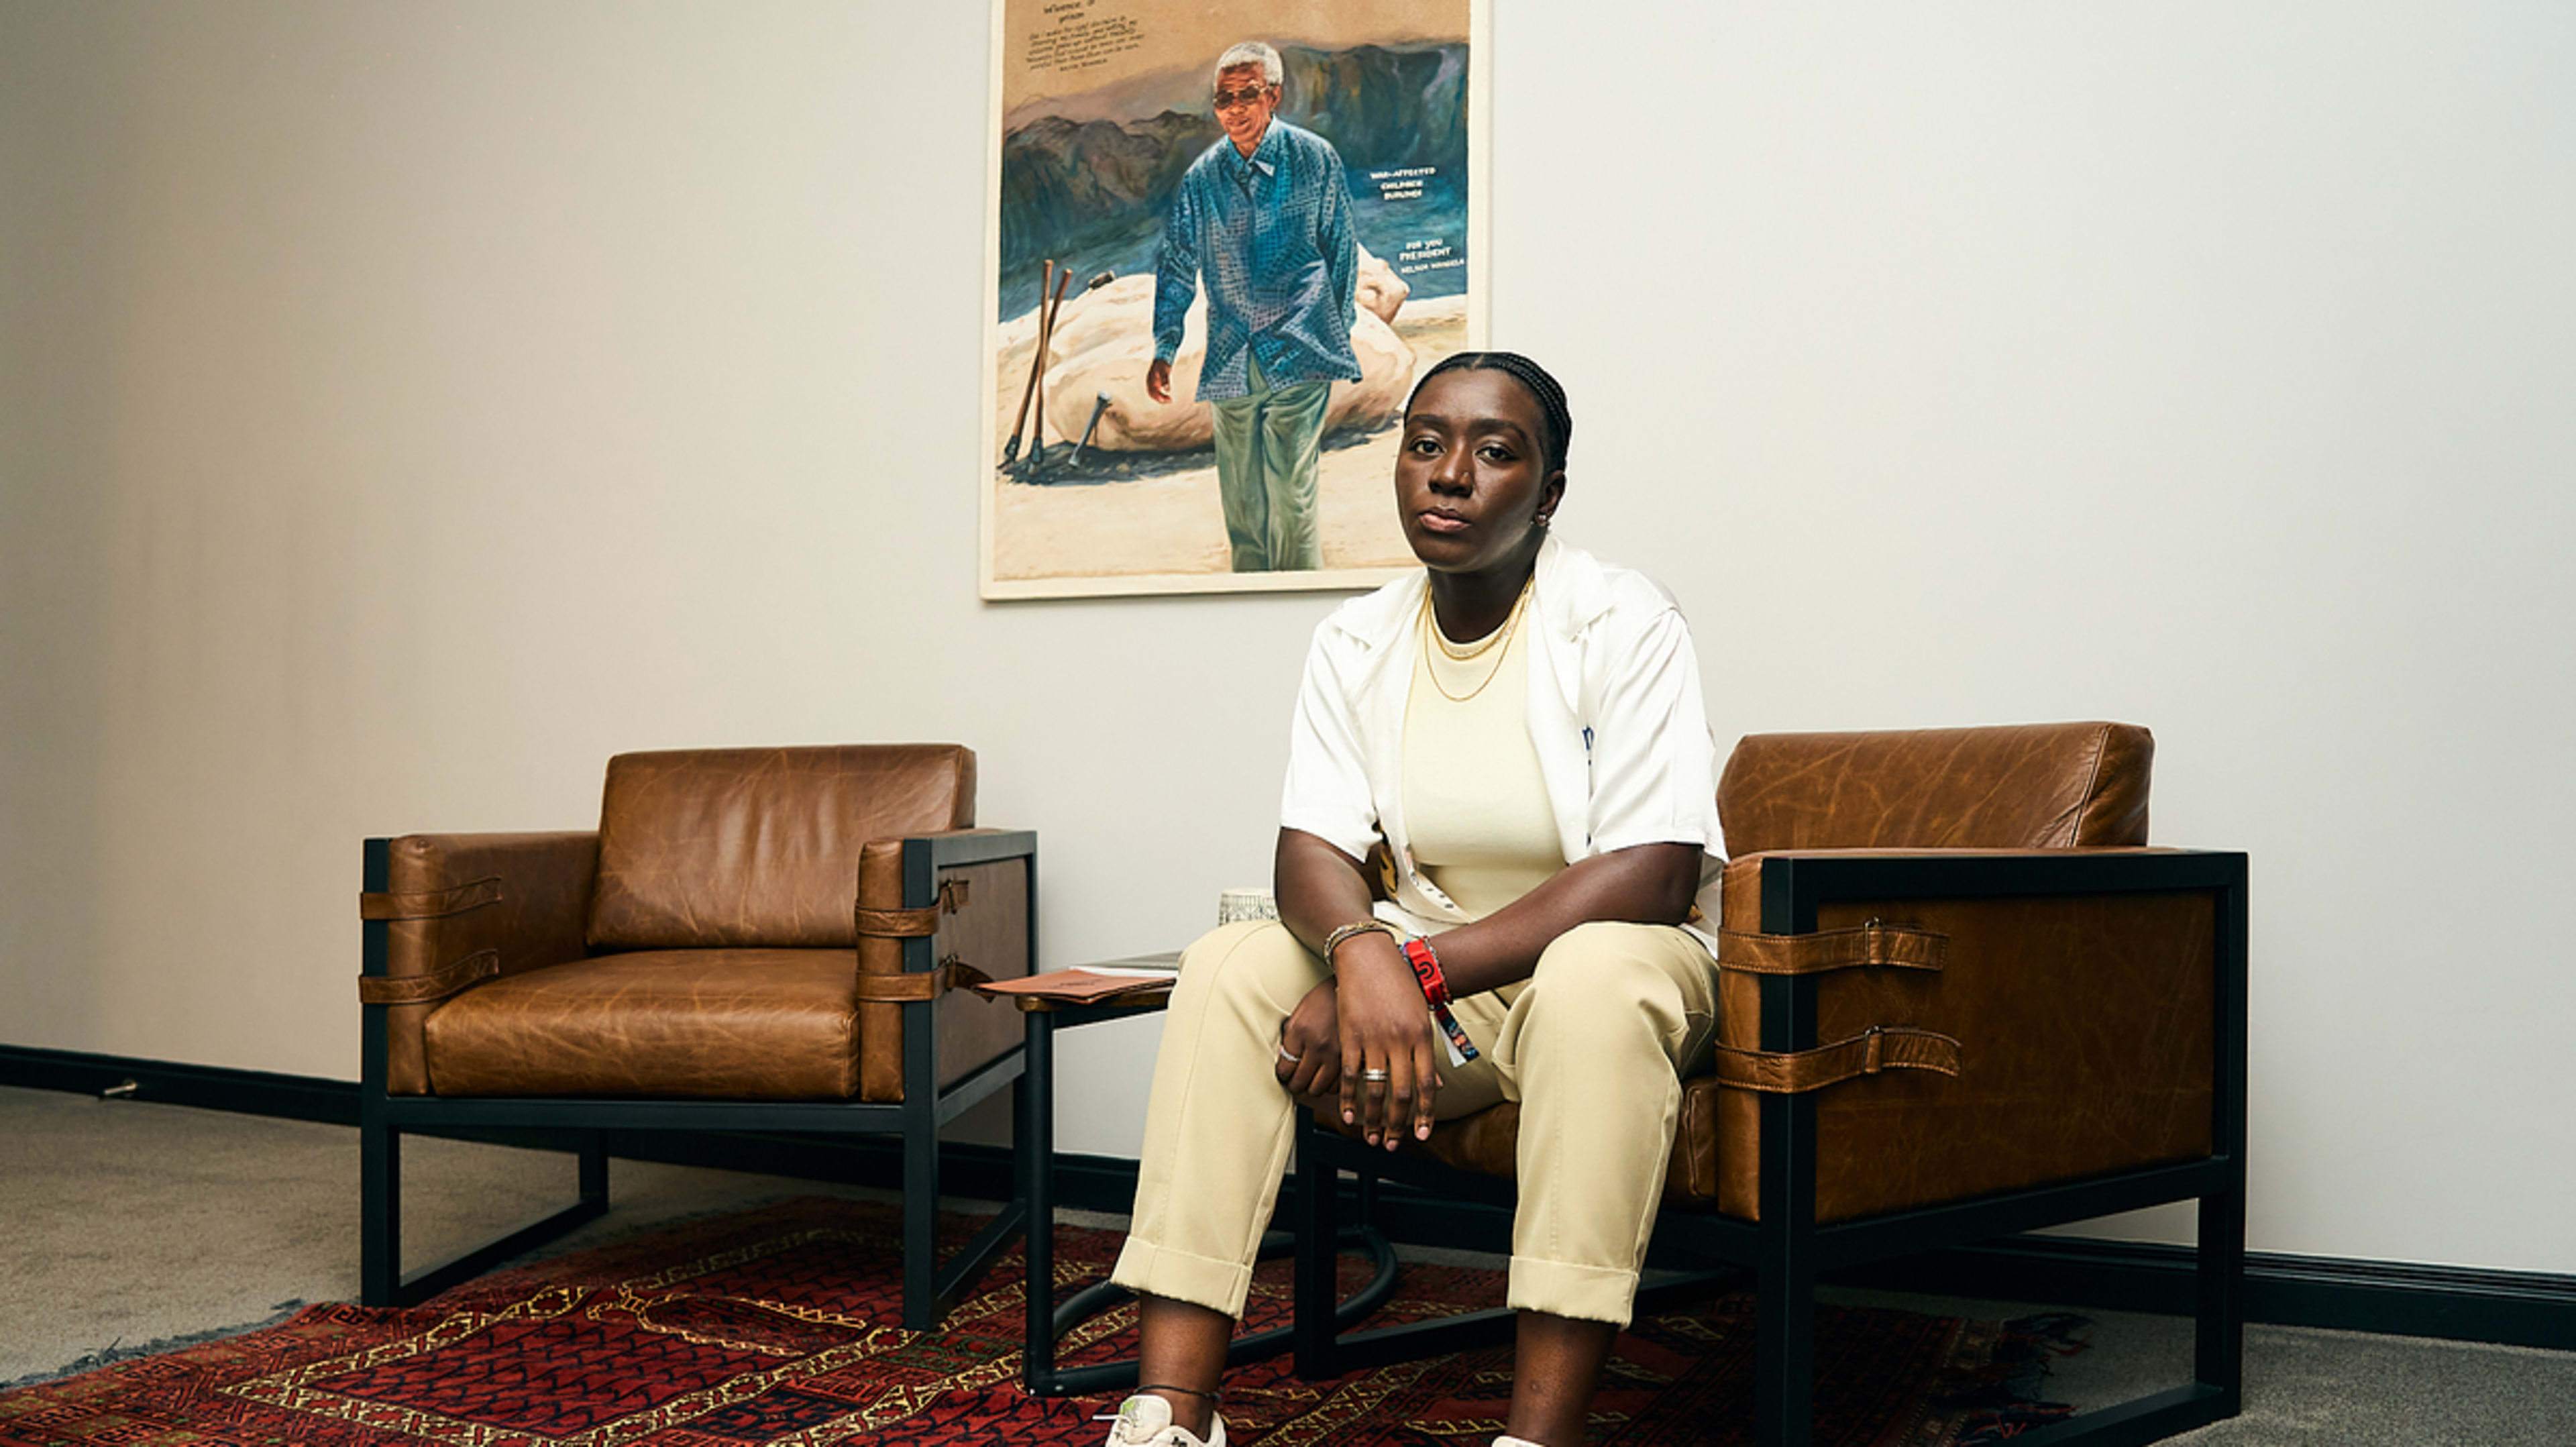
top-left (1012, 954), bottom-right (1400, 1397)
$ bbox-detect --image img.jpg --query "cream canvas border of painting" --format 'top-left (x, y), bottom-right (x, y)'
top-left (977, 0), bottom-right (1494, 601)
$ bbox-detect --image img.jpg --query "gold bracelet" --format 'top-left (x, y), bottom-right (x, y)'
top-left (1322, 918), bottom-right (1398, 968)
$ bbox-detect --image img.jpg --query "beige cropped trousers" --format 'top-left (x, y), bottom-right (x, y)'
top-left (1110, 918), bottom-right (1721, 1326)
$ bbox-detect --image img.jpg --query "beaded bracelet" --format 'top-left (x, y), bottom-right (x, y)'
top-left (1322, 918), bottom-right (1398, 968)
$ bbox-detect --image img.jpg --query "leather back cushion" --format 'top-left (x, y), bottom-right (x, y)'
top-left (588, 745), bottom-right (975, 950)
top-left (1717, 722), bottom-right (2151, 856)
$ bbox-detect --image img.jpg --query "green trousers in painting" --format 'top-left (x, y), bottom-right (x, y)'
top-left (1210, 354), bottom-right (1332, 573)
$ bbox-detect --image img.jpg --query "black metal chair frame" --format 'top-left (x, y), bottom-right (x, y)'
top-left (359, 828), bottom-right (1039, 1330)
top-left (1292, 849), bottom-right (2249, 1447)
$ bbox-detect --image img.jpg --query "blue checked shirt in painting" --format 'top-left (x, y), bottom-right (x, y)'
top-left (1153, 119), bottom-right (1363, 402)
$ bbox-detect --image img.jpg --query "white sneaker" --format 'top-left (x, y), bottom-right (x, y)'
top-left (1100, 1393), bottom-right (1227, 1447)
top-left (1493, 1437), bottom-right (1546, 1447)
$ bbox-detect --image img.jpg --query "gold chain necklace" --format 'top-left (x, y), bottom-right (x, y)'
top-left (1420, 577), bottom-right (1534, 704)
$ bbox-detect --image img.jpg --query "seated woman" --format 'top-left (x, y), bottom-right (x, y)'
top-left (1102, 352), bottom-right (1725, 1447)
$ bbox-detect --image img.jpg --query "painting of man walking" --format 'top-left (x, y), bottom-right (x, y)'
top-left (982, 0), bottom-right (1487, 598)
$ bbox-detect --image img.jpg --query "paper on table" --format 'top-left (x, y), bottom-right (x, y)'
top-left (974, 968), bottom-right (1176, 1004)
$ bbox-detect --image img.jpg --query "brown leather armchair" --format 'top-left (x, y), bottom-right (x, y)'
top-left (1291, 722), bottom-right (2247, 1447)
top-left (356, 744), bottom-right (1035, 1328)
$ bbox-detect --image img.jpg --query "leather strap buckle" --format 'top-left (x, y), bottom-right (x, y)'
top-left (854, 954), bottom-right (995, 1003)
top-left (1712, 1025), bottom-right (1962, 1094)
top-left (856, 873), bottom-right (977, 939)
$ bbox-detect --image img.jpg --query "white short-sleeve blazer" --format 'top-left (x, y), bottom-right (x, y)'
top-left (1279, 534), bottom-right (1726, 950)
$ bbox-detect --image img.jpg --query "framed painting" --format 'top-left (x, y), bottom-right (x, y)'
top-left (980, 0), bottom-right (1492, 599)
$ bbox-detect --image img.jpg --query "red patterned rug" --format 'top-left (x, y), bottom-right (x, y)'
top-left (0, 1197), bottom-right (2077, 1446)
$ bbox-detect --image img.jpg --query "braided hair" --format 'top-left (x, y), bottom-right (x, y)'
top-left (1406, 351), bottom-right (1573, 479)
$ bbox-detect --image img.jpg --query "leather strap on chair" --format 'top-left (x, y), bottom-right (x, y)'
top-left (853, 876), bottom-right (976, 939)
top-left (1713, 1026), bottom-right (1962, 1093)
top-left (357, 949), bottom-right (501, 1005)
top-left (853, 955), bottom-right (994, 1002)
top-left (857, 905), bottom-right (941, 938)
top-left (1717, 920), bottom-right (1946, 976)
top-left (358, 877), bottom-right (502, 921)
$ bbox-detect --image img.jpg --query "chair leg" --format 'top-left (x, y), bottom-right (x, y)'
top-left (2197, 1187), bottom-right (2247, 1408)
top-left (579, 1130), bottom-right (610, 1206)
top-left (361, 1112), bottom-right (400, 1306)
top-left (903, 1102), bottom-right (940, 1330)
top-left (1292, 1121), bottom-right (1339, 1379)
top-left (1754, 1250), bottom-right (1816, 1447)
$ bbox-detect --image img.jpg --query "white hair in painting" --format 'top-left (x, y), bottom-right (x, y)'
top-left (1214, 41), bottom-right (1283, 87)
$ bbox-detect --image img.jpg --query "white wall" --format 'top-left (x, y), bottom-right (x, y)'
top-left (4, 1), bottom-right (2570, 1275)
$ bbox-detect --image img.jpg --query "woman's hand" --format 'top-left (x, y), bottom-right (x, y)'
top-left (1269, 828), bottom-right (1440, 1150)
top-left (1275, 977), bottom-right (1342, 1098)
top-left (1332, 934), bottom-right (1440, 1150)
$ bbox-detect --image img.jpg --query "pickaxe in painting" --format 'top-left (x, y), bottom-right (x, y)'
top-left (1069, 392), bottom-right (1111, 470)
top-left (1004, 262), bottom-right (1073, 470)
top-left (1022, 264), bottom-right (1075, 475)
top-left (1024, 263), bottom-right (1076, 466)
top-left (1000, 260), bottom-right (1051, 468)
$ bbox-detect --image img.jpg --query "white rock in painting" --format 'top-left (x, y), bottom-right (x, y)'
top-left (996, 247), bottom-right (1415, 458)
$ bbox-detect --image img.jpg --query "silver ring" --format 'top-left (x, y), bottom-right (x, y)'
top-left (1277, 1044), bottom-right (1302, 1064)
top-left (1360, 1067), bottom-right (1392, 1083)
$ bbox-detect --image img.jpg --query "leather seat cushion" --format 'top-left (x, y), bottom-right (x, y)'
top-left (423, 950), bottom-right (861, 1099)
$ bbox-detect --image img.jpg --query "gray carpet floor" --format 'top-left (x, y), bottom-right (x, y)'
top-left (3, 1084), bottom-right (2571, 1442)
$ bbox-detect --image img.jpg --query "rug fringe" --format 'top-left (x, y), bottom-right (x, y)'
top-left (0, 1301), bottom-right (309, 1391)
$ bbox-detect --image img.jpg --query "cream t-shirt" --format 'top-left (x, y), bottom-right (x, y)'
top-left (1400, 593), bottom-right (1564, 922)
